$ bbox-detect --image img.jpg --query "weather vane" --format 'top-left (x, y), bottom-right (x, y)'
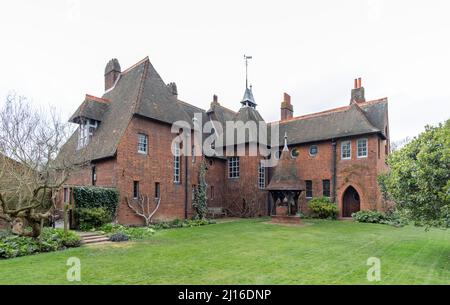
top-left (244, 54), bottom-right (252, 89)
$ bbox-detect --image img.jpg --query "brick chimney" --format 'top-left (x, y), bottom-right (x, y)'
top-left (350, 77), bottom-right (365, 103)
top-left (280, 93), bottom-right (293, 121)
top-left (104, 58), bottom-right (121, 91)
top-left (167, 82), bottom-right (178, 97)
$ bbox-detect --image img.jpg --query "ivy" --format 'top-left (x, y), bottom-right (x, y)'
top-left (72, 186), bottom-right (119, 218)
top-left (192, 158), bottom-right (208, 219)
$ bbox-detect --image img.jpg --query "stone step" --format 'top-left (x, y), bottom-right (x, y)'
top-left (82, 236), bottom-right (110, 244)
top-left (82, 234), bottom-right (107, 240)
top-left (77, 232), bottom-right (102, 237)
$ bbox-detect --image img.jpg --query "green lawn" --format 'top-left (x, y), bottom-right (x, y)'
top-left (0, 218), bottom-right (449, 284)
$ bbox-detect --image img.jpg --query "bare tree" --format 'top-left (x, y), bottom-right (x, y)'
top-left (390, 137), bottom-right (411, 152)
top-left (125, 195), bottom-right (161, 226)
top-left (0, 94), bottom-right (75, 237)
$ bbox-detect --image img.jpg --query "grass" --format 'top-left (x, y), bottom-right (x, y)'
top-left (0, 218), bottom-right (449, 284)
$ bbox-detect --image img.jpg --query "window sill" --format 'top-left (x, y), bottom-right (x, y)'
top-left (357, 155), bottom-right (368, 159)
top-left (137, 151), bottom-right (148, 155)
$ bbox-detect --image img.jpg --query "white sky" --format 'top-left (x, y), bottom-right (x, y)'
top-left (1, 0), bottom-right (449, 142)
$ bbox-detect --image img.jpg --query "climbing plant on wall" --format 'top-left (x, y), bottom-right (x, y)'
top-left (72, 186), bottom-right (119, 218)
top-left (193, 158), bottom-right (208, 219)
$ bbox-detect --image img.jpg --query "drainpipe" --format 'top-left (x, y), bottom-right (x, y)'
top-left (331, 139), bottom-right (337, 203)
top-left (184, 156), bottom-right (189, 220)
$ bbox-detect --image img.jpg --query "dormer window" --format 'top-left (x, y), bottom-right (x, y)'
top-left (77, 119), bottom-right (98, 150)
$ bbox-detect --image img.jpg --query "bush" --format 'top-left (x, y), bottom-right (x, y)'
top-left (0, 228), bottom-right (81, 259)
top-left (378, 120), bottom-right (450, 228)
top-left (352, 209), bottom-right (409, 227)
top-left (100, 223), bottom-right (155, 240)
top-left (76, 207), bottom-right (111, 231)
top-left (98, 218), bottom-right (216, 240)
top-left (72, 186), bottom-right (119, 217)
top-left (109, 232), bottom-right (129, 242)
top-left (352, 210), bottom-right (386, 223)
top-left (307, 197), bottom-right (338, 219)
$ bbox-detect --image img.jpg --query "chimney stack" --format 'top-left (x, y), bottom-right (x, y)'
top-left (280, 93), bottom-right (294, 121)
top-left (104, 58), bottom-right (121, 91)
top-left (167, 82), bottom-right (178, 97)
top-left (350, 77), bottom-right (365, 104)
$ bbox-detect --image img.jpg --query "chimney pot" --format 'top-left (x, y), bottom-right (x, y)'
top-left (213, 94), bottom-right (218, 103)
top-left (350, 77), bottom-right (365, 104)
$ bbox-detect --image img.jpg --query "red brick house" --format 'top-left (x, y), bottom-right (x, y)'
top-left (58, 57), bottom-right (390, 224)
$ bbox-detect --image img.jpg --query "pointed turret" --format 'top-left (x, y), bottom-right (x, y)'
top-left (266, 133), bottom-right (305, 191)
top-left (241, 86), bottom-right (257, 108)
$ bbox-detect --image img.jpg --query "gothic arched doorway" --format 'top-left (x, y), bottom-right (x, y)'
top-left (342, 186), bottom-right (360, 217)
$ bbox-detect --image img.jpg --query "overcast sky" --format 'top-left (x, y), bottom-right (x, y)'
top-left (1, 0), bottom-right (449, 142)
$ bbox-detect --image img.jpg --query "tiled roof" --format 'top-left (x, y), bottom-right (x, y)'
top-left (59, 56), bottom-right (389, 164)
top-left (269, 99), bottom-right (388, 146)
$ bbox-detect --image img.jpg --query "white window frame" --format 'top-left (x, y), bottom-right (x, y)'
top-left (173, 142), bottom-right (181, 183)
top-left (228, 157), bottom-right (240, 179)
top-left (341, 140), bottom-right (351, 160)
top-left (258, 162), bottom-right (265, 189)
top-left (137, 133), bottom-right (148, 154)
top-left (357, 138), bottom-right (368, 158)
top-left (77, 119), bottom-right (98, 150)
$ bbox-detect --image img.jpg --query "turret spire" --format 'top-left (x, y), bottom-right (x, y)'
top-left (241, 55), bottom-right (257, 108)
top-left (244, 54), bottom-right (252, 89)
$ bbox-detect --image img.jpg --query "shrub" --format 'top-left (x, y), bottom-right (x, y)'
top-left (0, 230), bottom-right (11, 239)
top-left (76, 207), bottom-right (111, 231)
top-left (352, 210), bottom-right (386, 223)
top-left (0, 228), bottom-right (81, 259)
top-left (378, 120), bottom-right (450, 228)
top-left (100, 223), bottom-right (155, 240)
top-left (98, 218), bottom-right (216, 240)
top-left (307, 197), bottom-right (338, 219)
top-left (72, 186), bottom-right (119, 217)
top-left (109, 232), bottom-right (129, 242)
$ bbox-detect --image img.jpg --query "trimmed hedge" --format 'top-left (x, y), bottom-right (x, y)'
top-left (75, 207), bottom-right (112, 231)
top-left (73, 186), bottom-right (118, 230)
top-left (72, 186), bottom-right (119, 217)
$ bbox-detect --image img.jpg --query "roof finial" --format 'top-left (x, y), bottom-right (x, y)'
top-left (283, 132), bottom-right (288, 151)
top-left (244, 55), bottom-right (252, 89)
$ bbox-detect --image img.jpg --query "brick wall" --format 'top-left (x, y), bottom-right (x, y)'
top-left (286, 133), bottom-right (387, 217)
top-left (62, 116), bottom-right (388, 223)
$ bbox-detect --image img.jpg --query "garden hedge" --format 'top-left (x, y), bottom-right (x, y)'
top-left (72, 186), bottom-right (119, 217)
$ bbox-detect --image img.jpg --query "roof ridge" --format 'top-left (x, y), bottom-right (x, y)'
top-left (214, 103), bottom-right (237, 114)
top-left (269, 97), bottom-right (389, 125)
top-left (132, 59), bottom-right (150, 114)
top-left (177, 99), bottom-right (206, 113)
top-left (85, 94), bottom-right (110, 103)
top-left (121, 56), bottom-right (150, 75)
top-left (271, 105), bottom-right (350, 125)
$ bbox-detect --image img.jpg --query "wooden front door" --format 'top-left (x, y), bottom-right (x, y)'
top-left (343, 186), bottom-right (360, 217)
